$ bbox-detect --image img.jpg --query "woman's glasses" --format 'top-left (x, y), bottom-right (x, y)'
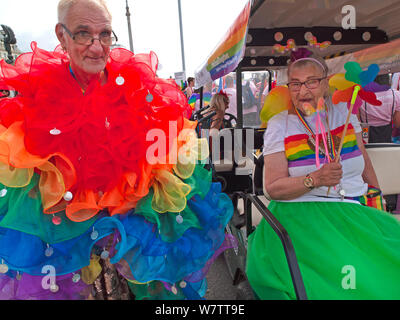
top-left (287, 78), bottom-right (326, 91)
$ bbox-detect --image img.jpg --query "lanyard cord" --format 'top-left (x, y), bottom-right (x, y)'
top-left (294, 106), bottom-right (337, 161)
top-left (69, 65), bottom-right (86, 94)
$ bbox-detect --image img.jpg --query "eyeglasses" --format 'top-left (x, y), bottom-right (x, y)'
top-left (60, 24), bottom-right (118, 46)
top-left (287, 78), bottom-right (326, 91)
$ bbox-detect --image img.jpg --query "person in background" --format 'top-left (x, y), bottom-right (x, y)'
top-left (358, 74), bottom-right (400, 143)
top-left (184, 76), bottom-right (195, 99)
top-left (204, 91), bottom-right (229, 130)
top-left (224, 75), bottom-right (237, 118)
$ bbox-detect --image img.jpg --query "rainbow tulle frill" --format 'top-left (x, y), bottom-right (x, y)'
top-left (0, 42), bottom-right (235, 299)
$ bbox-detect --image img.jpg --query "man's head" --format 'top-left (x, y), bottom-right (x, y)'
top-left (187, 77), bottom-right (195, 87)
top-left (55, 0), bottom-right (113, 76)
top-left (225, 75), bottom-right (234, 88)
top-left (287, 53), bottom-right (329, 112)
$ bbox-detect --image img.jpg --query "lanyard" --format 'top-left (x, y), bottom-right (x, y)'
top-left (69, 65), bottom-right (86, 95)
top-left (294, 106), bottom-right (337, 161)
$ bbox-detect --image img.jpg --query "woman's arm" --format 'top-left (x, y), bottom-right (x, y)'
top-left (355, 132), bottom-right (380, 188)
top-left (264, 151), bottom-right (343, 200)
top-left (393, 110), bottom-right (400, 128)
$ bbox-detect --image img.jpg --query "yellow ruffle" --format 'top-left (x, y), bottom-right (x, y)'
top-left (81, 254), bottom-right (102, 285)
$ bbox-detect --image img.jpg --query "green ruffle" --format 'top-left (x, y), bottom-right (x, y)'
top-left (0, 173), bottom-right (98, 244)
top-left (135, 164), bottom-right (212, 243)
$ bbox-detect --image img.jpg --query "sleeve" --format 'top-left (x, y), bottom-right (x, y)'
top-left (393, 90), bottom-right (400, 112)
top-left (262, 112), bottom-right (286, 155)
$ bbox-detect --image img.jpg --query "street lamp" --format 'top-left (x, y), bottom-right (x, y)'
top-left (125, 0), bottom-right (134, 52)
top-left (177, 0), bottom-right (186, 75)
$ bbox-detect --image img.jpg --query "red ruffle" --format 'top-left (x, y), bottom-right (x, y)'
top-left (0, 42), bottom-right (193, 221)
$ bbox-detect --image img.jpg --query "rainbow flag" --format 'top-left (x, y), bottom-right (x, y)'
top-left (188, 93), bottom-right (199, 109)
top-left (188, 92), bottom-right (212, 109)
top-left (195, 0), bottom-right (251, 88)
top-left (202, 92), bottom-right (212, 107)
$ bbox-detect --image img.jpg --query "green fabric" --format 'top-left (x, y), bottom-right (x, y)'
top-left (128, 280), bottom-right (185, 300)
top-left (246, 201), bottom-right (400, 300)
top-left (135, 164), bottom-right (212, 243)
top-left (0, 173), bottom-right (98, 244)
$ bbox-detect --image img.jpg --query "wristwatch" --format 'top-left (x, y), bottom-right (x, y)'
top-left (303, 174), bottom-right (315, 190)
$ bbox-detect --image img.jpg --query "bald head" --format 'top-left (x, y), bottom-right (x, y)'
top-left (58, 0), bottom-right (111, 24)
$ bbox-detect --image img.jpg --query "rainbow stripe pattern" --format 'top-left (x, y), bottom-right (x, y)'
top-left (285, 123), bottom-right (361, 168)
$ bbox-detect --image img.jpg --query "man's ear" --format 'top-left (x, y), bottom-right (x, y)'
top-left (55, 24), bottom-right (67, 49)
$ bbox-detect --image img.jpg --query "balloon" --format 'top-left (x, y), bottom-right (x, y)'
top-left (344, 61), bottom-right (362, 84)
top-left (329, 73), bottom-right (357, 91)
top-left (260, 86), bottom-right (293, 123)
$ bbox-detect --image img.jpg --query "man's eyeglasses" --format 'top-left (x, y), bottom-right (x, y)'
top-left (60, 24), bottom-right (118, 46)
top-left (287, 78), bottom-right (326, 91)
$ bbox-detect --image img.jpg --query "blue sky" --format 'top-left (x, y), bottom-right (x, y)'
top-left (0, 0), bottom-right (249, 78)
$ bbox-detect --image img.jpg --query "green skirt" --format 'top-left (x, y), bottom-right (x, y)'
top-left (246, 201), bottom-right (400, 300)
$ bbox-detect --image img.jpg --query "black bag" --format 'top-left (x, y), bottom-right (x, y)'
top-left (360, 90), bottom-right (395, 143)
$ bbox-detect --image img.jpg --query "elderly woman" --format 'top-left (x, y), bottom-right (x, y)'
top-left (246, 50), bottom-right (400, 299)
top-left (0, 0), bottom-right (233, 300)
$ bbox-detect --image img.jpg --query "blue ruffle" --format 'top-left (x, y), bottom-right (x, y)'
top-left (0, 183), bottom-right (233, 288)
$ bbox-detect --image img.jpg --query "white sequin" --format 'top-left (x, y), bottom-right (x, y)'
top-left (63, 191), bottom-right (73, 201)
top-left (50, 128), bottom-right (61, 135)
top-left (116, 76), bottom-right (125, 86)
top-left (0, 189), bottom-right (7, 198)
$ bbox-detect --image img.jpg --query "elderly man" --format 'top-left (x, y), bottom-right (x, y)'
top-left (0, 0), bottom-right (232, 300)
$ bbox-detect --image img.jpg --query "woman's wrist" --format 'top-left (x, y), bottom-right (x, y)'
top-left (308, 171), bottom-right (320, 188)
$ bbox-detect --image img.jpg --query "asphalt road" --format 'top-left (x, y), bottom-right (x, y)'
top-left (205, 254), bottom-right (237, 300)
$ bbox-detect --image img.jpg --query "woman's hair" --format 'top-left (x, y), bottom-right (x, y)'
top-left (58, 0), bottom-right (112, 24)
top-left (210, 92), bottom-right (229, 113)
top-left (287, 48), bottom-right (329, 78)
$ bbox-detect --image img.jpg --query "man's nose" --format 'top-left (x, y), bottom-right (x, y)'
top-left (88, 38), bottom-right (104, 52)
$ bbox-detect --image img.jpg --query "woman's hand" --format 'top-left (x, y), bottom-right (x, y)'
top-left (311, 162), bottom-right (343, 187)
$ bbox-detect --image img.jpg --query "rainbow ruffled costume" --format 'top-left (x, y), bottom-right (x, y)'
top-left (0, 43), bottom-right (234, 300)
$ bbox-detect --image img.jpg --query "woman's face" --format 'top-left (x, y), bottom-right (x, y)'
top-left (288, 63), bottom-right (328, 112)
top-left (57, 1), bottom-right (112, 76)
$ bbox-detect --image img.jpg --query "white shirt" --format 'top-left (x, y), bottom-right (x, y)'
top-left (263, 101), bottom-right (367, 203)
top-left (224, 87), bottom-right (237, 117)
